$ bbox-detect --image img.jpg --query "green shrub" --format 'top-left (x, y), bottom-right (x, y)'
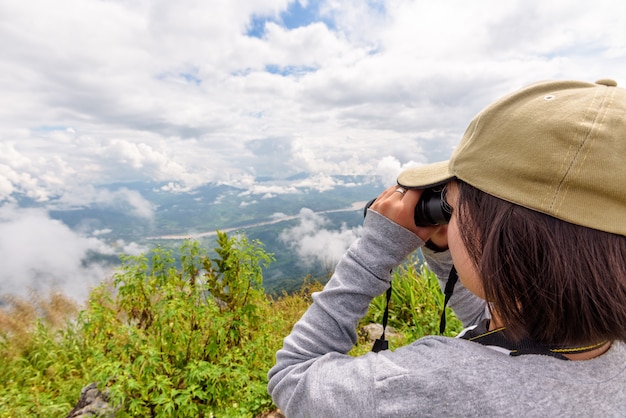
top-left (81, 232), bottom-right (279, 417)
top-left (0, 292), bottom-right (85, 417)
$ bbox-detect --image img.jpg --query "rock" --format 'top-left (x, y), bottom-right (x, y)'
top-left (361, 323), bottom-right (400, 342)
top-left (66, 383), bottom-right (118, 418)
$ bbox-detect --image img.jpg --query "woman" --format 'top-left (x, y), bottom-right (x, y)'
top-left (268, 79), bottom-right (626, 417)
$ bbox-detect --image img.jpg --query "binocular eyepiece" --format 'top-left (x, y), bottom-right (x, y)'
top-left (364, 187), bottom-right (452, 227)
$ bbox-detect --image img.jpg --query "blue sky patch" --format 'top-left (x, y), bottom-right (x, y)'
top-left (179, 72), bottom-right (202, 86)
top-left (264, 64), bottom-right (317, 77)
top-left (155, 71), bottom-right (202, 86)
top-left (247, 0), bottom-right (334, 38)
top-left (366, 0), bottom-right (386, 15)
top-left (246, 16), bottom-right (267, 39)
top-left (32, 125), bottom-right (70, 132)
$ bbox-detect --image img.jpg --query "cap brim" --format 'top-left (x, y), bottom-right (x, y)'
top-left (397, 160), bottom-right (453, 189)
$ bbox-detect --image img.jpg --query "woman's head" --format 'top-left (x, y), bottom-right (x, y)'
top-left (453, 179), bottom-right (626, 346)
top-left (398, 79), bottom-right (626, 345)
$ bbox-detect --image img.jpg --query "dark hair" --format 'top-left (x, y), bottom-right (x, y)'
top-left (455, 179), bottom-right (626, 346)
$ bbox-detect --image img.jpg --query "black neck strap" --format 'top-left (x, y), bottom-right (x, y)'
top-left (372, 286), bottom-right (393, 352)
top-left (439, 266), bottom-right (458, 335)
top-left (459, 319), bottom-right (609, 360)
top-left (371, 265), bottom-right (607, 359)
top-left (372, 266), bottom-right (458, 352)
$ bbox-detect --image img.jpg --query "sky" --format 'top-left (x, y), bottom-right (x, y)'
top-left (1, 0), bottom-right (625, 300)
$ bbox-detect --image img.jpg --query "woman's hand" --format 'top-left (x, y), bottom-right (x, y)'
top-left (369, 185), bottom-right (448, 246)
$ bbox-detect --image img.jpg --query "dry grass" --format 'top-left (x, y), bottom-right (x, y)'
top-left (0, 290), bottom-right (78, 356)
top-left (269, 277), bottom-right (324, 323)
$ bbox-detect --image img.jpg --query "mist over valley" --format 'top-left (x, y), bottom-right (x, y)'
top-left (1, 174), bottom-right (385, 300)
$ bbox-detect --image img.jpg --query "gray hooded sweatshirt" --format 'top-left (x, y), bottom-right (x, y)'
top-left (268, 211), bottom-right (626, 417)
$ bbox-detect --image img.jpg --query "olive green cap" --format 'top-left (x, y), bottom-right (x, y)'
top-left (397, 79), bottom-right (626, 236)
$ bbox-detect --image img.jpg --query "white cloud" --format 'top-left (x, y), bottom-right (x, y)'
top-left (375, 156), bottom-right (423, 186)
top-left (279, 208), bottom-right (363, 270)
top-left (55, 186), bottom-right (155, 220)
top-left (270, 212), bottom-right (289, 219)
top-left (0, 205), bottom-right (147, 301)
top-left (293, 173), bottom-right (339, 191)
top-left (1, 0), bottom-right (624, 203)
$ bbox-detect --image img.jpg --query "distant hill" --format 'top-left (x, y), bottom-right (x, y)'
top-left (42, 175), bottom-right (386, 294)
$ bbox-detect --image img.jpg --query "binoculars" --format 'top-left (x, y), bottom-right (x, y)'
top-left (364, 187), bottom-right (451, 227)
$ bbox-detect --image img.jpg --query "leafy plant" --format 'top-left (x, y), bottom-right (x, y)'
top-left (81, 232), bottom-right (280, 416)
top-left (0, 292), bottom-right (85, 417)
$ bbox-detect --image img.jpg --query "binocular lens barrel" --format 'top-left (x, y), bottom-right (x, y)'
top-left (414, 188), bottom-right (451, 226)
top-left (364, 187), bottom-right (451, 227)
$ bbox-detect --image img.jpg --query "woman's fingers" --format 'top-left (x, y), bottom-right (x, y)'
top-left (369, 185), bottom-right (447, 244)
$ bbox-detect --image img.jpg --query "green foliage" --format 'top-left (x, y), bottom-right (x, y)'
top-left (0, 233), bottom-right (461, 417)
top-left (82, 232), bottom-right (278, 416)
top-left (0, 293), bottom-right (86, 417)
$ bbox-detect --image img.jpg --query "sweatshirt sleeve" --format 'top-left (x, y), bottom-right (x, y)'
top-left (420, 246), bottom-right (490, 327)
top-left (267, 210), bottom-right (423, 416)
